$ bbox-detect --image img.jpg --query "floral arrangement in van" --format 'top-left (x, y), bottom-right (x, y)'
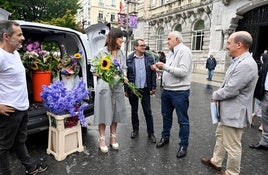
top-left (60, 45), bottom-right (82, 77)
top-left (40, 78), bottom-right (89, 127)
top-left (91, 53), bottom-right (142, 98)
top-left (21, 41), bottom-right (61, 77)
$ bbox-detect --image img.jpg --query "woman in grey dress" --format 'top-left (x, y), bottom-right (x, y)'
top-left (90, 28), bottom-right (127, 153)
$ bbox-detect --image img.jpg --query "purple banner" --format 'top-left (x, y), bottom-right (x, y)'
top-left (118, 13), bottom-right (138, 28)
top-left (129, 15), bottom-right (138, 28)
top-left (118, 13), bottom-right (127, 28)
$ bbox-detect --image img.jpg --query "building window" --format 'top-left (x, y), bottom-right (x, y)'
top-left (151, 0), bottom-right (156, 7)
top-left (157, 27), bottom-right (164, 51)
top-left (111, 0), bottom-right (116, 7)
top-left (98, 12), bottom-right (103, 21)
top-left (111, 14), bottom-right (115, 22)
top-left (174, 24), bottom-right (182, 32)
top-left (161, 0), bottom-right (165, 6)
top-left (98, 0), bottom-right (104, 7)
top-left (191, 20), bottom-right (204, 50)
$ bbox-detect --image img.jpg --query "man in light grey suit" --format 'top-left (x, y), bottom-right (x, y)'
top-left (201, 31), bottom-right (258, 175)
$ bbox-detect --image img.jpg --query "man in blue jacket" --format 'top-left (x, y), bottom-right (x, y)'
top-left (125, 39), bottom-right (157, 143)
top-left (206, 54), bottom-right (217, 81)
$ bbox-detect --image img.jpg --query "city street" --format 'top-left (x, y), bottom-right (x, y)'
top-left (10, 74), bottom-right (268, 175)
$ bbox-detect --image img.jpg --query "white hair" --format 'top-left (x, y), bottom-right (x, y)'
top-left (170, 31), bottom-right (183, 42)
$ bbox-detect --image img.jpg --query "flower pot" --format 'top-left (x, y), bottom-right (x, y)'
top-left (46, 112), bottom-right (84, 161)
top-left (32, 71), bottom-right (51, 102)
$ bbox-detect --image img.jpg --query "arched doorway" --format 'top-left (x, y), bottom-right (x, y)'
top-left (236, 4), bottom-right (268, 59)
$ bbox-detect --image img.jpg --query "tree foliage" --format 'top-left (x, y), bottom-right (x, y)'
top-left (41, 10), bottom-right (81, 31)
top-left (0, 0), bottom-right (80, 22)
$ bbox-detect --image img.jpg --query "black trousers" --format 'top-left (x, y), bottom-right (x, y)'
top-left (128, 87), bottom-right (154, 135)
top-left (0, 110), bottom-right (35, 175)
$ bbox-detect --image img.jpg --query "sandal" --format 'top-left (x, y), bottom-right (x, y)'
top-left (110, 133), bottom-right (119, 150)
top-left (98, 135), bottom-right (108, 153)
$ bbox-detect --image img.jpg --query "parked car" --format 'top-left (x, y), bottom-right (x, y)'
top-left (16, 20), bottom-right (110, 134)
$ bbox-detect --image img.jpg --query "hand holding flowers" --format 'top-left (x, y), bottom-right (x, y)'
top-left (91, 53), bottom-right (142, 98)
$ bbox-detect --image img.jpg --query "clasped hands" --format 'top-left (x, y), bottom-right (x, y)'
top-left (151, 62), bottom-right (164, 71)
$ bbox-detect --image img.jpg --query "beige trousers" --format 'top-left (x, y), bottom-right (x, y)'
top-left (211, 123), bottom-right (243, 175)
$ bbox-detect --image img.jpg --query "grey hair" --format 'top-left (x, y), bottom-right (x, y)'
top-left (170, 31), bottom-right (183, 42)
top-left (0, 20), bottom-right (20, 42)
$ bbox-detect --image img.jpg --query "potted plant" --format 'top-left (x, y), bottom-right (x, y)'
top-left (40, 79), bottom-right (89, 161)
top-left (21, 41), bottom-right (61, 102)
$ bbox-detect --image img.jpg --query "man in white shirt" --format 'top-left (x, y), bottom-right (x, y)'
top-left (0, 20), bottom-right (47, 175)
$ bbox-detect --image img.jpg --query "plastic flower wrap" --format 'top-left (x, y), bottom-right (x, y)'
top-left (91, 53), bottom-right (142, 98)
top-left (40, 78), bottom-right (90, 127)
top-left (60, 45), bottom-right (82, 77)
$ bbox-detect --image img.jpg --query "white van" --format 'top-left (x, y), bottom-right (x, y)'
top-left (16, 20), bottom-right (109, 134)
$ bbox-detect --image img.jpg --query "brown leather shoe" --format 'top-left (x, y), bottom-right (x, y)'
top-left (201, 157), bottom-right (221, 171)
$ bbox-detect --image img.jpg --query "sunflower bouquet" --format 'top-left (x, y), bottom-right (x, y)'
top-left (91, 53), bottom-right (142, 98)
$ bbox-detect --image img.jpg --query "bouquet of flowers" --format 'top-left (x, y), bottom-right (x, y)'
top-left (21, 41), bottom-right (61, 77)
top-left (91, 53), bottom-right (142, 98)
top-left (40, 79), bottom-right (90, 127)
top-left (60, 45), bottom-right (82, 77)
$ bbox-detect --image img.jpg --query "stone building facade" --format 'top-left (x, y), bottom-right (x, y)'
top-left (130, 0), bottom-right (268, 74)
top-left (76, 0), bottom-right (121, 29)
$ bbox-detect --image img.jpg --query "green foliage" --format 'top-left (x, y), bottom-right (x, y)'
top-left (41, 10), bottom-right (79, 31)
top-left (0, 0), bottom-right (80, 22)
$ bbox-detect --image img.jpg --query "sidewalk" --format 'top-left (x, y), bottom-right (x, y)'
top-left (10, 74), bottom-right (268, 175)
top-left (191, 72), bottom-right (224, 87)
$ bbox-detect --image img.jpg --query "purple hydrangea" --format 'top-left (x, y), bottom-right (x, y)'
top-left (41, 78), bottom-right (90, 127)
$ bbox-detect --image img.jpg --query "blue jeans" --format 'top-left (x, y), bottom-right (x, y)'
top-left (0, 110), bottom-right (35, 175)
top-left (161, 89), bottom-right (190, 147)
top-left (208, 69), bottom-right (214, 80)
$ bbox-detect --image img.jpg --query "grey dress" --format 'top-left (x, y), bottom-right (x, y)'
top-left (90, 47), bottom-right (127, 125)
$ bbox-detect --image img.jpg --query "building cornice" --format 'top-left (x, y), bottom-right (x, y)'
top-left (148, 4), bottom-right (212, 26)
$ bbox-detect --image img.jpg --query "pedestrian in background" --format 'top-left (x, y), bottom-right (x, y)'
top-left (157, 51), bottom-right (166, 87)
top-left (145, 45), bottom-right (159, 63)
top-left (152, 31), bottom-right (192, 158)
top-left (260, 49), bottom-right (268, 64)
top-left (205, 54), bottom-right (217, 81)
top-left (90, 28), bottom-right (127, 153)
top-left (126, 39), bottom-right (157, 143)
top-left (201, 31), bottom-right (258, 175)
top-left (0, 20), bottom-right (47, 175)
top-left (249, 49), bottom-right (268, 150)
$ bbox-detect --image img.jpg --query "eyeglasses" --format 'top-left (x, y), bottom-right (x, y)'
top-left (138, 45), bottom-right (146, 47)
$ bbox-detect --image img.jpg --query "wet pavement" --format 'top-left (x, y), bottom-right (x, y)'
top-left (10, 73), bottom-right (268, 175)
